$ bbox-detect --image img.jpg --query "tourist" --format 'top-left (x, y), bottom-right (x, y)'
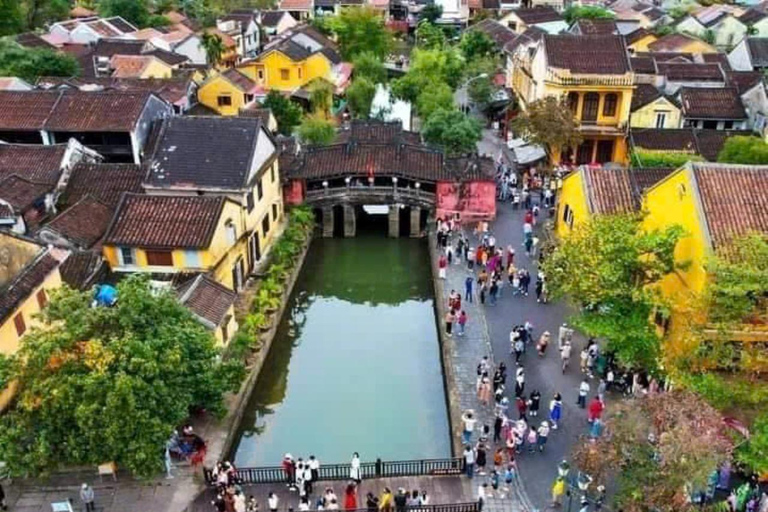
top-left (445, 309), bottom-right (456, 337)
top-left (325, 488), bottom-right (338, 507)
top-left (488, 279), bottom-right (498, 305)
top-left (309, 455), bottom-right (320, 484)
top-left (506, 245), bottom-right (515, 268)
top-left (560, 341), bottom-right (572, 373)
top-left (463, 445), bottom-right (476, 478)
top-left (493, 447), bottom-right (504, 471)
top-left (268, 493), bottom-right (279, 512)
top-left (475, 441), bottom-right (487, 475)
top-left (478, 376), bottom-right (492, 406)
top-left (529, 390), bottom-right (541, 417)
top-left (590, 418), bottom-right (604, 439)
top-left (551, 478), bottom-right (566, 507)
top-left (597, 379), bottom-right (607, 402)
top-left (511, 329), bottom-right (523, 364)
top-left (504, 464), bottom-right (516, 493)
top-left (537, 332), bottom-right (550, 357)
top-left (299, 497), bottom-right (310, 512)
top-left (537, 421), bottom-right (550, 452)
top-left (511, 272), bottom-right (520, 296)
top-left (394, 489), bottom-right (407, 512)
top-left (458, 310), bottom-right (468, 336)
top-left (438, 254), bottom-right (447, 279)
top-left (516, 396), bottom-right (527, 420)
top-left (283, 454), bottom-right (296, 487)
top-left (478, 483), bottom-right (488, 511)
top-left (329, 498), bottom-right (340, 510)
top-left (495, 397), bottom-right (509, 418)
top-left (344, 483), bottom-right (358, 510)
top-left (467, 247), bottom-right (475, 270)
top-left (549, 393), bottom-right (563, 430)
top-left (366, 493), bottom-right (379, 512)
top-left (527, 427), bottom-right (538, 453)
top-left (420, 491), bottom-right (429, 506)
top-left (588, 396), bottom-right (605, 423)
top-left (477, 356), bottom-right (490, 376)
top-left (515, 368), bottom-right (525, 397)
top-left (462, 410), bottom-right (477, 444)
top-left (80, 483), bottom-right (95, 512)
top-left (296, 461), bottom-right (306, 496)
top-left (213, 494), bottom-right (226, 512)
top-left (379, 489), bottom-right (393, 512)
top-left (491, 470), bottom-right (500, 494)
top-left (247, 496), bottom-right (258, 512)
top-left (408, 491), bottom-right (420, 509)
top-left (535, 273), bottom-right (544, 303)
top-left (479, 282), bottom-right (487, 304)
top-left (350, 453), bottom-right (361, 483)
top-left (234, 491), bottom-right (246, 512)
top-left (465, 276), bottom-right (474, 303)
top-left (519, 270), bottom-right (530, 296)
top-left (577, 379), bottom-right (590, 408)
top-left (580, 346), bottom-right (589, 374)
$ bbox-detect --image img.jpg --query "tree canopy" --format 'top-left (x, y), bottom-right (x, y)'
top-left (99, 0), bottom-right (152, 27)
top-left (542, 214), bottom-right (686, 370)
top-left (201, 31), bottom-right (225, 66)
top-left (717, 135), bottom-right (768, 164)
top-left (0, 276), bottom-right (243, 477)
top-left (563, 5), bottom-right (615, 23)
top-left (415, 20), bottom-right (446, 50)
top-left (459, 30), bottom-right (495, 61)
top-left (298, 114), bottom-right (336, 146)
top-left (262, 90), bottom-right (303, 135)
top-left (422, 109), bottom-right (482, 156)
top-left (352, 52), bottom-right (387, 84)
top-left (572, 390), bottom-right (732, 512)
top-left (324, 7), bottom-right (393, 60)
top-left (391, 48), bottom-right (463, 104)
top-left (346, 76), bottom-right (377, 118)
top-left (511, 96), bottom-right (582, 159)
top-left (0, 39), bottom-right (79, 82)
top-left (419, 2), bottom-right (443, 23)
top-left (0, 0), bottom-right (24, 36)
top-left (416, 82), bottom-right (455, 121)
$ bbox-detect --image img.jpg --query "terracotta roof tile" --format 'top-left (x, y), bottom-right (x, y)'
top-left (221, 68), bottom-right (258, 92)
top-left (0, 247), bottom-right (60, 324)
top-left (59, 250), bottom-right (105, 290)
top-left (335, 120), bottom-right (421, 145)
top-left (694, 129), bottom-right (753, 161)
top-left (0, 144), bottom-right (67, 184)
top-left (514, 7), bottom-right (563, 24)
top-left (628, 167), bottom-right (675, 196)
top-left (45, 91), bottom-right (155, 131)
top-left (61, 162), bottom-right (145, 207)
top-left (0, 175), bottom-right (51, 210)
top-left (679, 87), bottom-right (746, 119)
top-left (575, 19), bottom-right (618, 35)
top-left (177, 274), bottom-right (237, 325)
top-left (280, 0), bottom-right (313, 9)
top-left (544, 35), bottom-right (630, 74)
top-left (726, 70), bottom-right (763, 92)
top-left (630, 56), bottom-right (656, 74)
top-left (746, 37), bottom-right (768, 67)
top-left (631, 128), bottom-right (699, 152)
top-left (583, 167), bottom-right (636, 215)
top-left (104, 194), bottom-right (226, 249)
top-left (0, 91), bottom-right (61, 131)
top-left (631, 83), bottom-right (663, 111)
top-left (692, 162), bottom-right (768, 248)
top-left (657, 62), bottom-right (724, 81)
top-left (44, 195), bottom-right (113, 249)
top-left (94, 38), bottom-right (147, 57)
top-left (110, 55), bottom-right (155, 78)
top-left (648, 33), bottom-right (710, 52)
top-left (15, 32), bottom-right (57, 50)
top-left (472, 19), bottom-right (518, 47)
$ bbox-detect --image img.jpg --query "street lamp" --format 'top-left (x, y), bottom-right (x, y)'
top-left (392, 176), bottom-right (398, 191)
top-left (345, 176), bottom-right (351, 188)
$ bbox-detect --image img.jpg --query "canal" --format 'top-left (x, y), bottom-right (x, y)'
top-left (233, 234), bottom-right (451, 467)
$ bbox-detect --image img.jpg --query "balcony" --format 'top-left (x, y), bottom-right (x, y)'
top-left (545, 68), bottom-right (634, 88)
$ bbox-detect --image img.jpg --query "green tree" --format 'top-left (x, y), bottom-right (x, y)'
top-left (541, 214), bottom-right (686, 370)
top-left (352, 51), bottom-right (387, 84)
top-left (325, 6), bottom-right (393, 60)
top-left (0, 0), bottom-right (24, 36)
top-left (0, 39), bottom-right (79, 82)
top-left (298, 114), bottom-right (336, 146)
top-left (511, 96), bottom-right (582, 160)
top-left (262, 90), bottom-right (303, 135)
top-left (422, 109), bottom-right (482, 156)
top-left (346, 76), bottom-right (377, 118)
top-left (420, 2), bottom-right (442, 23)
top-left (201, 31), bottom-right (225, 66)
top-left (631, 148), bottom-right (703, 168)
top-left (572, 390), bottom-right (733, 512)
top-left (99, 0), bottom-right (151, 27)
top-left (459, 30), bottom-right (495, 61)
top-left (467, 74), bottom-right (495, 113)
top-left (717, 135), bottom-right (768, 164)
top-left (563, 5), bottom-right (615, 23)
top-left (390, 48), bottom-right (464, 103)
top-left (416, 82), bottom-right (454, 120)
top-left (736, 413), bottom-right (768, 475)
top-left (415, 20), bottom-right (446, 49)
top-left (0, 276), bottom-right (243, 477)
top-left (24, 0), bottom-right (70, 29)
top-left (308, 78), bottom-right (334, 116)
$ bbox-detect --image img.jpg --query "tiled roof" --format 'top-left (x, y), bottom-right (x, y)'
top-left (648, 33), bottom-right (709, 52)
top-left (58, 250), bottom-right (105, 290)
top-left (94, 37), bottom-right (147, 57)
top-left (289, 143), bottom-right (447, 181)
top-left (221, 68), bottom-right (258, 92)
top-left (15, 32), bottom-right (57, 50)
top-left (628, 167), bottom-right (675, 195)
top-left (144, 48), bottom-right (189, 66)
top-left (656, 62), bottom-right (725, 81)
top-left (727, 70), bottom-right (764, 92)
top-left (701, 52), bottom-right (731, 71)
top-left (679, 87), bottom-right (746, 119)
top-left (631, 128), bottom-right (699, 152)
top-left (513, 7), bottom-right (563, 24)
top-left (40, 73), bottom-right (195, 106)
top-left (631, 84), bottom-right (663, 111)
top-left (582, 167), bottom-right (636, 215)
top-left (644, 7), bottom-right (665, 20)
top-left (260, 11), bottom-right (287, 27)
top-left (740, 8), bottom-right (767, 25)
top-left (280, 0), bottom-right (313, 9)
top-left (472, 19), bottom-right (518, 47)
top-left (177, 274), bottom-right (237, 326)
top-left (746, 37), bottom-right (768, 67)
top-left (694, 129), bottom-right (753, 161)
top-left (110, 55), bottom-right (156, 78)
top-left (276, 135), bottom-right (301, 174)
top-left (625, 27), bottom-right (652, 44)
top-left (691, 162), bottom-right (768, 248)
top-left (43, 195), bottom-right (113, 249)
top-left (335, 120), bottom-right (422, 145)
top-left (0, 144), bottom-right (67, 185)
top-left (145, 116), bottom-right (270, 190)
top-left (0, 175), bottom-right (51, 210)
top-left (0, 246), bottom-right (60, 324)
top-left (575, 18), bottom-right (618, 35)
top-left (104, 194), bottom-right (227, 249)
top-left (636, 51), bottom-right (693, 62)
top-left (630, 56), bottom-right (656, 74)
top-left (62, 163), bottom-right (145, 207)
top-left (0, 90), bottom-right (158, 133)
top-left (544, 34), bottom-right (630, 75)
top-left (0, 204), bottom-right (13, 219)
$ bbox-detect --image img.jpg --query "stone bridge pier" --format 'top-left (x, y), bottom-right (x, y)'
top-left (320, 204), bottom-right (424, 238)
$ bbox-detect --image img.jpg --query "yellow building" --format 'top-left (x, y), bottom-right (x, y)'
top-left (646, 33), bottom-right (719, 54)
top-left (0, 232), bottom-right (67, 410)
top-left (141, 116), bottom-right (284, 290)
top-left (630, 84), bottom-right (682, 129)
top-left (109, 55), bottom-right (174, 79)
top-left (239, 25), bottom-right (342, 93)
top-left (626, 28), bottom-right (658, 52)
top-left (510, 34), bottom-right (634, 165)
top-left (197, 68), bottom-right (262, 115)
top-left (176, 274), bottom-right (239, 346)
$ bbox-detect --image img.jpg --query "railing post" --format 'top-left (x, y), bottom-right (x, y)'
top-left (376, 457), bottom-right (382, 478)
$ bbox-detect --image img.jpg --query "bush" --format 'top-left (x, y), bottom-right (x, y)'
top-left (630, 149), bottom-right (703, 168)
top-left (717, 135), bottom-right (768, 164)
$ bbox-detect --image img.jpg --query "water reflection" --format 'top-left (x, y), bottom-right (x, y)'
top-left (233, 236), bottom-right (450, 466)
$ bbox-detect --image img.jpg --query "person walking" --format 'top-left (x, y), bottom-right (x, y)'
top-left (462, 410), bottom-right (477, 444)
top-left (478, 376), bottom-right (492, 406)
top-left (458, 310), bottom-right (468, 336)
top-left (350, 452), bottom-right (361, 483)
top-left (551, 478), bottom-right (566, 507)
top-left (520, 270), bottom-right (530, 296)
top-left (526, 427), bottom-right (538, 454)
top-left (463, 445), bottom-right (476, 478)
top-left (379, 489), bottom-right (393, 512)
top-left (475, 442), bottom-right (487, 475)
top-left (438, 254), bottom-right (447, 279)
top-left (493, 414), bottom-right (503, 443)
top-left (560, 341), bottom-right (572, 373)
top-left (549, 393), bottom-right (563, 430)
top-left (515, 367), bottom-right (525, 397)
top-left (344, 483), bottom-right (358, 510)
top-left (588, 396), bottom-right (605, 423)
top-left (445, 309), bottom-right (456, 337)
top-left (309, 455), bottom-right (320, 489)
top-left (537, 421), bottom-right (550, 452)
top-left (512, 333), bottom-right (524, 365)
top-left (529, 389), bottom-right (541, 417)
top-left (80, 483), bottom-right (95, 512)
top-left (536, 331), bottom-right (550, 357)
top-left (577, 379), bottom-right (590, 408)
top-left (515, 396), bottom-right (527, 420)
top-left (366, 493), bottom-right (379, 512)
top-left (489, 280), bottom-right (499, 305)
top-left (465, 276), bottom-right (474, 303)
top-left (268, 493), bottom-right (279, 512)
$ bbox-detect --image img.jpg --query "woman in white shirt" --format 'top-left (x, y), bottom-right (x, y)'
top-left (350, 452), bottom-right (361, 483)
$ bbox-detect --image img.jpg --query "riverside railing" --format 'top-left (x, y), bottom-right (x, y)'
top-left (204, 457), bottom-right (464, 485)
top-left (342, 504), bottom-right (479, 512)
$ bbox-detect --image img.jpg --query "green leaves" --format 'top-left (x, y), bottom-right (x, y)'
top-left (0, 275), bottom-right (240, 477)
top-left (346, 76), bottom-right (377, 119)
top-left (563, 5), bottom-right (615, 24)
top-left (511, 96), bottom-right (582, 158)
top-left (0, 39), bottom-right (79, 83)
top-left (717, 135), bottom-right (768, 165)
top-left (422, 109), bottom-right (482, 156)
top-left (262, 90), bottom-right (303, 136)
top-left (298, 114), bottom-right (336, 146)
top-left (323, 7), bottom-right (393, 60)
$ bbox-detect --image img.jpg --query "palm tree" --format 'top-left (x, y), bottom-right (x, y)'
top-left (201, 31), bottom-right (225, 67)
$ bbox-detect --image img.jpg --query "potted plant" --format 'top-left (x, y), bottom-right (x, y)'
top-left (255, 289), bottom-right (281, 314)
top-left (244, 311), bottom-right (272, 333)
top-left (261, 276), bottom-right (284, 298)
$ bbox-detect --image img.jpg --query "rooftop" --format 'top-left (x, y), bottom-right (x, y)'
top-left (656, 62), bottom-right (725, 81)
top-left (679, 87), bottom-right (746, 119)
top-left (574, 18), bottom-right (618, 35)
top-left (0, 143), bottom-right (68, 185)
top-left (512, 7), bottom-right (564, 24)
top-left (43, 195), bottom-right (114, 249)
top-left (177, 274), bottom-right (237, 327)
top-left (543, 34), bottom-right (631, 75)
top-left (647, 33), bottom-right (712, 52)
top-left (472, 19), bottom-right (518, 48)
top-left (58, 250), bottom-right (105, 290)
top-left (746, 37), bottom-right (768, 67)
top-left (0, 175), bottom-right (51, 211)
top-left (61, 162), bottom-right (145, 207)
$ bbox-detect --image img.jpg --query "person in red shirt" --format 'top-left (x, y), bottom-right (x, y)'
top-left (587, 396), bottom-right (604, 423)
top-left (524, 210), bottom-right (534, 225)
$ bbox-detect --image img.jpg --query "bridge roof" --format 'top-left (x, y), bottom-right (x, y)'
top-left (288, 143), bottom-right (449, 182)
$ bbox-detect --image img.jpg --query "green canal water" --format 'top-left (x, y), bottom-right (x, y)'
top-left (233, 235), bottom-right (451, 467)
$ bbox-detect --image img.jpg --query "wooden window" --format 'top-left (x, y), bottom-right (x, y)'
top-left (217, 95), bottom-right (232, 107)
top-left (602, 93), bottom-right (618, 117)
top-left (145, 250), bottom-right (173, 266)
top-left (257, 69), bottom-right (265, 81)
top-left (246, 190), bottom-right (255, 212)
top-left (262, 214), bottom-right (270, 235)
top-left (596, 140), bottom-right (615, 163)
top-left (36, 289), bottom-right (48, 309)
top-left (119, 247), bottom-right (134, 265)
top-left (13, 313), bottom-right (26, 337)
top-left (225, 220), bottom-right (237, 245)
top-left (257, 179), bottom-right (264, 200)
top-left (280, 68), bottom-right (290, 80)
top-left (272, 203), bottom-right (278, 221)
top-left (655, 111), bottom-right (667, 128)
top-left (567, 92), bottom-right (579, 115)
top-left (582, 93), bottom-right (599, 123)
top-left (270, 165), bottom-right (276, 183)
top-left (298, 67), bottom-right (303, 79)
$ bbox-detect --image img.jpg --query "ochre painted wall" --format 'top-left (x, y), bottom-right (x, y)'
top-left (627, 33), bottom-right (658, 52)
top-left (630, 97), bottom-right (682, 129)
top-left (141, 59), bottom-right (173, 79)
top-left (555, 170), bottom-right (589, 238)
top-left (198, 75), bottom-right (248, 115)
top-left (250, 50), bottom-right (332, 91)
top-left (435, 181), bottom-right (497, 221)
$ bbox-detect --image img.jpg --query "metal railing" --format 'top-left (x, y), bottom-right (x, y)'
top-left (204, 457), bottom-right (464, 485)
top-left (343, 504), bottom-right (479, 512)
top-left (305, 186), bottom-right (436, 204)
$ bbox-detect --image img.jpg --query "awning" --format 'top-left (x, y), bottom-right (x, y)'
top-left (509, 138), bottom-right (546, 165)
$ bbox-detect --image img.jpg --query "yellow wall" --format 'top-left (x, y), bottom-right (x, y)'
top-left (214, 306), bottom-right (239, 346)
top-left (198, 75), bottom-right (249, 115)
top-left (628, 33), bottom-right (658, 52)
top-left (555, 170), bottom-right (590, 237)
top-left (630, 97), bottom-right (682, 129)
top-left (245, 49), bottom-right (332, 91)
top-left (141, 59), bottom-right (173, 79)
